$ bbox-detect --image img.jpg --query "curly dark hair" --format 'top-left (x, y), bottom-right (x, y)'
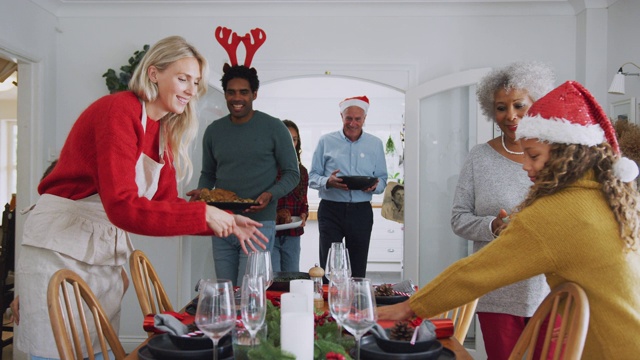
top-left (282, 119), bottom-right (302, 162)
top-left (221, 64), bottom-right (259, 92)
top-left (517, 143), bottom-right (639, 251)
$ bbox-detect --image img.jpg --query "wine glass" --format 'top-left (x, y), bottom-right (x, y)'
top-left (240, 274), bottom-right (266, 347)
top-left (195, 279), bottom-right (236, 360)
top-left (328, 271), bottom-right (351, 337)
top-left (325, 242), bottom-right (352, 280)
top-left (246, 251), bottom-right (274, 289)
top-left (341, 278), bottom-right (378, 360)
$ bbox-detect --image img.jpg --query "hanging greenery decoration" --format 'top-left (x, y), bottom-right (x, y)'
top-left (102, 44), bottom-right (149, 94)
top-left (385, 135), bottom-right (396, 155)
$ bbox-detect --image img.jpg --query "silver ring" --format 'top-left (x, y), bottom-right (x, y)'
top-left (502, 216), bottom-right (510, 224)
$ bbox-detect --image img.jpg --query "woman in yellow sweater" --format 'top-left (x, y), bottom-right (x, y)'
top-left (378, 81), bottom-right (640, 359)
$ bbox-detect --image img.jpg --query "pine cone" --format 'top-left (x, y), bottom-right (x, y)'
top-left (390, 321), bottom-right (415, 341)
top-left (375, 283), bottom-right (395, 297)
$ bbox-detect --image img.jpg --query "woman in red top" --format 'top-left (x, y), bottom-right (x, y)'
top-left (272, 120), bottom-right (309, 272)
top-left (15, 36), bottom-right (268, 359)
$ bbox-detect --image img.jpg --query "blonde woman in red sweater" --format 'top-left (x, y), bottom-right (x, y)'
top-left (15, 36), bottom-right (268, 360)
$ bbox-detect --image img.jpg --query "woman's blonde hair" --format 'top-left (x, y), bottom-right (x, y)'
top-left (129, 35), bottom-right (209, 182)
top-left (517, 143), bottom-right (640, 251)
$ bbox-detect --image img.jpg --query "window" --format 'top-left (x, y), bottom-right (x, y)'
top-left (0, 118), bottom-right (17, 207)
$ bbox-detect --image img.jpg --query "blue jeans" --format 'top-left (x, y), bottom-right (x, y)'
top-left (271, 235), bottom-right (301, 272)
top-left (211, 220), bottom-right (275, 286)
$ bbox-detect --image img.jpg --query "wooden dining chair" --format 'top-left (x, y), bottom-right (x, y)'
top-left (430, 298), bottom-right (478, 343)
top-left (47, 269), bottom-right (126, 360)
top-left (129, 250), bottom-right (173, 322)
top-left (509, 282), bottom-right (590, 360)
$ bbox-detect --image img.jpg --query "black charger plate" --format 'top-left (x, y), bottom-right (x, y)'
top-left (354, 335), bottom-right (455, 360)
top-left (138, 344), bottom-right (234, 360)
top-left (375, 295), bottom-right (410, 305)
top-left (269, 271), bottom-right (311, 291)
top-left (146, 333), bottom-right (232, 360)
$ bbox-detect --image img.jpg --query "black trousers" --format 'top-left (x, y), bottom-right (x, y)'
top-left (318, 199), bottom-right (374, 279)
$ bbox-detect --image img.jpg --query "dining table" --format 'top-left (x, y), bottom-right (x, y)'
top-left (123, 292), bottom-right (474, 360)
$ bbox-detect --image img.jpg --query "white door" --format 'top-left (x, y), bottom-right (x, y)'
top-left (403, 68), bottom-right (492, 358)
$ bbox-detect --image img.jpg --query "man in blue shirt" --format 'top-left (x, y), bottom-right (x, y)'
top-left (309, 96), bottom-right (388, 278)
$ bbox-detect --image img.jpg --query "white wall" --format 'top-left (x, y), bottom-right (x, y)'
top-left (608, 0), bottom-right (640, 121)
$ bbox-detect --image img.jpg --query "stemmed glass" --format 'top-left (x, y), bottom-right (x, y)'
top-left (328, 271), bottom-right (351, 338)
top-left (246, 251), bottom-right (273, 289)
top-left (325, 242), bottom-right (352, 280)
top-left (341, 278), bottom-right (378, 360)
top-left (240, 274), bottom-right (266, 347)
top-left (195, 279), bottom-right (236, 360)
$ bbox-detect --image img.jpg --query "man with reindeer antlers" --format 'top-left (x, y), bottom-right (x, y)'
top-left (188, 27), bottom-right (299, 286)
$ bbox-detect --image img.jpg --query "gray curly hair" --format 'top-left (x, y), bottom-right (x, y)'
top-left (476, 61), bottom-right (556, 120)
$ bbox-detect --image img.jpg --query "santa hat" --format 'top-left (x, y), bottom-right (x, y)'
top-left (516, 80), bottom-right (638, 182)
top-left (339, 96), bottom-right (370, 114)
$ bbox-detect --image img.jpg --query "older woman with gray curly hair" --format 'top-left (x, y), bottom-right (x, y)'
top-left (450, 61), bottom-right (555, 359)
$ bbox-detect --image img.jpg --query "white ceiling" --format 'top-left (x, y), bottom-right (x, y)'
top-left (29, 0), bottom-right (618, 17)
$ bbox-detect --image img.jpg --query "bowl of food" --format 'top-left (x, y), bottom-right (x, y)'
top-left (338, 176), bottom-right (377, 190)
top-left (269, 271), bottom-right (311, 291)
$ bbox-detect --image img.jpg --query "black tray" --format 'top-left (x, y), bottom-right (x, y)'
top-left (145, 333), bottom-right (232, 360)
top-left (207, 202), bottom-right (258, 213)
top-left (338, 176), bottom-right (377, 190)
top-left (354, 335), bottom-right (455, 359)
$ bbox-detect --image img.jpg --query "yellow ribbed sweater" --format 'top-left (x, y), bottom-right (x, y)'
top-left (410, 171), bottom-right (640, 359)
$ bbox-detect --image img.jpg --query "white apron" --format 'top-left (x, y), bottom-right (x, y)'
top-left (16, 100), bottom-right (164, 358)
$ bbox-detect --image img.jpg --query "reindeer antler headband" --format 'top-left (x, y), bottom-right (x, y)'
top-left (215, 26), bottom-right (266, 68)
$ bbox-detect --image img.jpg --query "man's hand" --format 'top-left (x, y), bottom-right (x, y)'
top-left (9, 296), bottom-right (19, 325)
top-left (326, 169), bottom-right (349, 191)
top-left (186, 188), bottom-right (203, 202)
top-left (246, 192), bottom-right (272, 213)
top-left (362, 179), bottom-right (379, 192)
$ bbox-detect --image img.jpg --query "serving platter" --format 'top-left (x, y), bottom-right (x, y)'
top-left (207, 201), bottom-right (258, 213)
top-left (275, 216), bottom-right (303, 230)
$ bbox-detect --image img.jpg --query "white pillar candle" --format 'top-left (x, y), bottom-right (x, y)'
top-left (280, 293), bottom-right (308, 314)
top-left (280, 312), bottom-right (314, 360)
top-left (289, 279), bottom-right (314, 312)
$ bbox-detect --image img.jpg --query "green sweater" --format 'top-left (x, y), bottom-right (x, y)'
top-left (198, 111), bottom-right (300, 222)
top-left (411, 170), bottom-right (640, 359)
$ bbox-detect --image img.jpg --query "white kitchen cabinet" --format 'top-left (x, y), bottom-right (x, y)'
top-left (299, 207), bottom-right (404, 276)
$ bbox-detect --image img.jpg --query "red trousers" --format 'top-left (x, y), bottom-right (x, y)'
top-left (478, 312), bottom-right (557, 360)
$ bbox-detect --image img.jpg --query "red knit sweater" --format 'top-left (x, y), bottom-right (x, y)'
top-left (39, 91), bottom-right (211, 237)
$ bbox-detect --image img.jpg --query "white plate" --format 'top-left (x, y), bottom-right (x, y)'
top-left (275, 216), bottom-right (302, 230)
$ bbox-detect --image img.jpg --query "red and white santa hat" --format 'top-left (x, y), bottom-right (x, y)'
top-left (339, 95), bottom-right (370, 114)
top-left (516, 80), bottom-right (639, 182)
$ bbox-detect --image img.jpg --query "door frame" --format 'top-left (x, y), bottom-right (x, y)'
top-left (403, 68), bottom-right (492, 284)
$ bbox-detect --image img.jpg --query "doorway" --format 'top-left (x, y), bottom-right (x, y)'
top-left (256, 75), bottom-right (406, 280)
